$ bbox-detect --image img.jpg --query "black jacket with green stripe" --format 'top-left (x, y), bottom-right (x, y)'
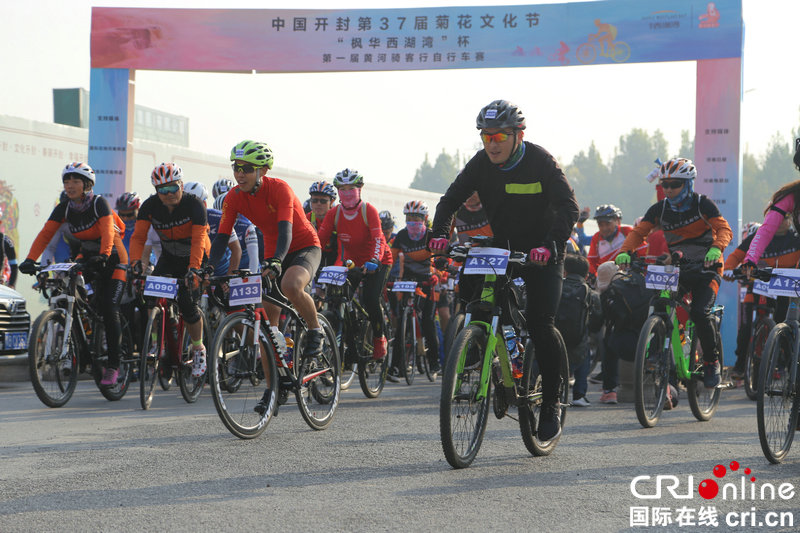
top-left (432, 141), bottom-right (579, 256)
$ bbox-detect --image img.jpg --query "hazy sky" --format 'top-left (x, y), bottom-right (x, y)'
top-left (4, 0), bottom-right (799, 188)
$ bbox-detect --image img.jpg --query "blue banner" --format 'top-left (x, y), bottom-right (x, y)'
top-left (88, 68), bottom-right (132, 202)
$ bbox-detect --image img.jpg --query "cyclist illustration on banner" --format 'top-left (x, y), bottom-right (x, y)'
top-left (549, 41), bottom-right (571, 65)
top-left (699, 2), bottom-right (721, 29)
top-left (577, 19), bottom-right (631, 64)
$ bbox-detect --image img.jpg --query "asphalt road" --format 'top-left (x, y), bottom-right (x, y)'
top-left (1, 377), bottom-right (799, 533)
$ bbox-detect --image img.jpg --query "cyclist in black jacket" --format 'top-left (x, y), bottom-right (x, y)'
top-left (430, 99), bottom-right (579, 442)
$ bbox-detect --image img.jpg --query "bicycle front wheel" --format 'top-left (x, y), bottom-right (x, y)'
top-left (293, 314), bottom-right (341, 430)
top-left (209, 312), bottom-right (278, 439)
top-left (687, 320), bottom-right (723, 421)
top-left (139, 308), bottom-right (163, 410)
top-left (634, 316), bottom-right (670, 428)
top-left (358, 326), bottom-right (389, 398)
top-left (746, 317), bottom-right (774, 401)
top-left (439, 324), bottom-right (491, 469)
top-left (322, 310), bottom-right (356, 390)
top-left (400, 308), bottom-right (416, 385)
top-left (756, 324), bottom-right (799, 463)
top-left (177, 317), bottom-right (211, 403)
top-left (519, 331), bottom-right (569, 456)
top-left (29, 309), bottom-right (77, 408)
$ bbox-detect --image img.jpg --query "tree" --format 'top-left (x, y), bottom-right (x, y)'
top-left (565, 141), bottom-right (609, 212)
top-left (677, 130), bottom-right (694, 160)
top-left (410, 149), bottom-right (461, 193)
top-left (608, 129), bottom-right (669, 223)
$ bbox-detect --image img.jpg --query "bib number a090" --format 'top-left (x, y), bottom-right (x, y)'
top-left (143, 276), bottom-right (178, 299)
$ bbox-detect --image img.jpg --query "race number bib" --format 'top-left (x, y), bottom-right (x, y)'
top-left (41, 262), bottom-right (75, 272)
top-left (513, 277), bottom-right (525, 287)
top-left (645, 265), bottom-right (679, 291)
top-left (752, 280), bottom-right (772, 298)
top-left (767, 268), bottom-right (800, 298)
top-left (317, 266), bottom-right (348, 286)
top-left (143, 276), bottom-right (178, 299)
top-left (462, 247), bottom-right (510, 275)
top-left (229, 276), bottom-right (263, 305)
top-left (392, 281), bottom-right (418, 292)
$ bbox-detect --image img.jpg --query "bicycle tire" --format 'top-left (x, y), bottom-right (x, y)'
top-left (687, 318), bottom-right (723, 421)
top-left (400, 308), bottom-right (416, 385)
top-left (293, 314), bottom-right (341, 430)
top-left (209, 311), bottom-right (278, 439)
top-left (756, 323), bottom-right (799, 463)
top-left (745, 317), bottom-right (774, 401)
top-left (634, 316), bottom-right (670, 428)
top-left (28, 309), bottom-right (78, 408)
top-left (358, 325), bottom-right (389, 398)
top-left (576, 42), bottom-right (596, 64)
top-left (443, 311), bottom-right (465, 360)
top-left (322, 310), bottom-right (356, 390)
top-left (439, 324), bottom-right (491, 469)
top-left (519, 330), bottom-right (569, 456)
top-left (139, 308), bottom-right (163, 410)
top-left (177, 318), bottom-right (211, 403)
top-left (93, 318), bottom-right (134, 401)
top-left (611, 41), bottom-right (631, 62)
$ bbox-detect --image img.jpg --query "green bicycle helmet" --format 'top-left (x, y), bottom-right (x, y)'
top-left (333, 168), bottom-right (364, 188)
top-left (230, 140), bottom-right (274, 169)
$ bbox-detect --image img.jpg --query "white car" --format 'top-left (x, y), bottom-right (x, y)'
top-left (0, 285), bottom-right (30, 354)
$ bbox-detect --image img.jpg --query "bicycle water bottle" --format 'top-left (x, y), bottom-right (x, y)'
top-left (270, 326), bottom-right (291, 368)
top-left (503, 326), bottom-right (523, 379)
top-left (284, 332), bottom-right (294, 369)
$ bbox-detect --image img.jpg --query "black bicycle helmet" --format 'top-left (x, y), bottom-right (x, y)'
top-left (476, 100), bottom-right (526, 130)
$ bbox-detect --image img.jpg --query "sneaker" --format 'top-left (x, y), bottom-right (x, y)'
top-left (429, 358), bottom-right (441, 375)
top-left (571, 396), bottom-right (591, 407)
top-left (304, 329), bottom-right (324, 357)
top-left (191, 344), bottom-right (207, 378)
top-left (253, 389), bottom-right (271, 416)
top-left (589, 371), bottom-right (604, 384)
top-left (372, 336), bottom-right (387, 360)
top-left (386, 367), bottom-right (401, 383)
top-left (729, 365), bottom-right (745, 380)
top-left (537, 402), bottom-right (562, 441)
top-left (100, 367), bottom-right (119, 387)
top-left (703, 360), bottom-right (721, 389)
top-left (599, 390), bottom-right (618, 404)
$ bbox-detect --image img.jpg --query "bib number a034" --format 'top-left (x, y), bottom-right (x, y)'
top-left (645, 265), bottom-right (679, 291)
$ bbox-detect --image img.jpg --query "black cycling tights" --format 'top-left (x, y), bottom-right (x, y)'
top-left (86, 262), bottom-right (125, 369)
top-left (360, 264), bottom-right (390, 338)
top-left (520, 261), bottom-right (565, 404)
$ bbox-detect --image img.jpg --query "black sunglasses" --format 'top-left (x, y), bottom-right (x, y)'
top-left (660, 180), bottom-right (685, 190)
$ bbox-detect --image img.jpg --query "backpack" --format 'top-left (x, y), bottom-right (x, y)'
top-left (556, 275), bottom-right (592, 349)
top-left (602, 269), bottom-right (651, 331)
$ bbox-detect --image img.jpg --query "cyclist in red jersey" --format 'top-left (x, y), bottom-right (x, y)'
top-left (316, 168), bottom-right (393, 359)
top-left (307, 180), bottom-right (338, 267)
top-left (587, 204), bottom-right (647, 275)
top-left (210, 140), bottom-right (325, 366)
top-left (20, 162), bottom-right (129, 387)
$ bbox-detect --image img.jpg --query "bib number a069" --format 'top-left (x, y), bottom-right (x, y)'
top-left (463, 247), bottom-right (510, 275)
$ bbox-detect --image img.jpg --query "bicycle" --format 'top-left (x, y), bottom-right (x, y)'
top-left (748, 266), bottom-right (800, 463)
top-left (391, 279), bottom-right (437, 384)
top-left (207, 271), bottom-right (340, 438)
top-left (438, 236), bottom-right (569, 469)
top-left (27, 261), bottom-right (135, 407)
top-left (318, 264), bottom-right (390, 398)
top-left (628, 253), bottom-right (725, 428)
top-left (134, 272), bottom-right (211, 410)
top-left (576, 33), bottom-right (630, 64)
top-left (731, 270), bottom-right (776, 401)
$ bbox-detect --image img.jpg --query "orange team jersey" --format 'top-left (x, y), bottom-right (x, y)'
top-left (587, 224), bottom-right (647, 275)
top-left (317, 203), bottom-right (392, 267)
top-left (219, 177), bottom-right (320, 256)
top-left (27, 195), bottom-right (128, 264)
top-left (129, 193), bottom-right (211, 270)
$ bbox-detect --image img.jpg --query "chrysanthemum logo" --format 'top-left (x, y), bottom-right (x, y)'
top-left (629, 461), bottom-right (796, 528)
